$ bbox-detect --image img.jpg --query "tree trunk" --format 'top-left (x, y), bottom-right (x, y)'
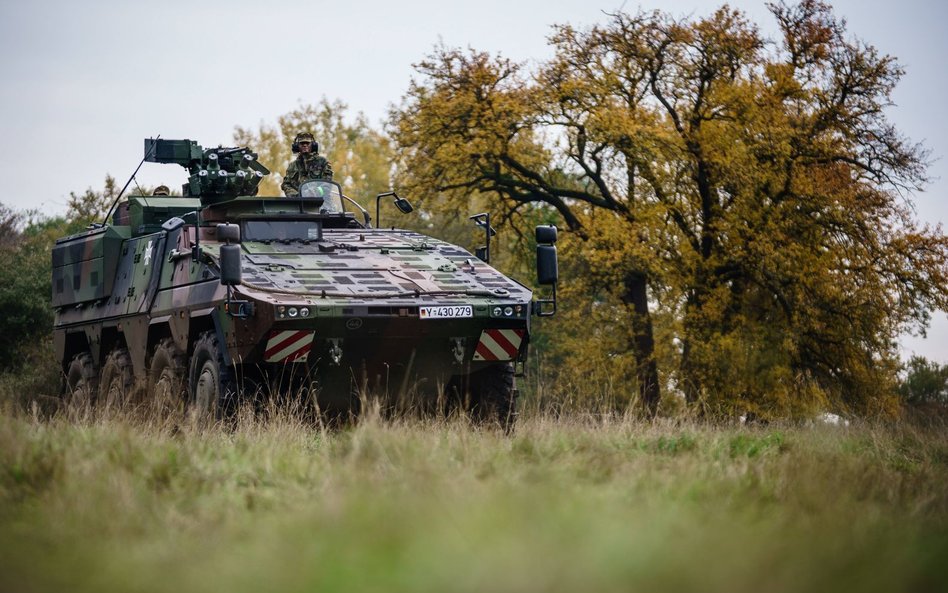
top-left (623, 271), bottom-right (661, 417)
top-left (680, 336), bottom-right (700, 405)
top-left (680, 288), bottom-right (703, 407)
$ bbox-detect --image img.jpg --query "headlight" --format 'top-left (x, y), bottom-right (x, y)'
top-left (288, 307), bottom-right (299, 318)
top-left (299, 307), bottom-right (310, 318)
top-left (491, 305), bottom-right (521, 317)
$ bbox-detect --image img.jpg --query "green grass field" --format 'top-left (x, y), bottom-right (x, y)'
top-left (1, 406), bottom-right (946, 593)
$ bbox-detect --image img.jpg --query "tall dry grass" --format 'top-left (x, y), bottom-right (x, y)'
top-left (1, 388), bottom-right (946, 593)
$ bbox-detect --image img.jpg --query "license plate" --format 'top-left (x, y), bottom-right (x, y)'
top-left (419, 305), bottom-right (473, 319)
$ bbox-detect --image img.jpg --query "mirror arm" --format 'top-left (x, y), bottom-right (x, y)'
top-left (375, 191), bottom-right (397, 229)
top-left (190, 209), bottom-right (202, 261)
top-left (535, 283), bottom-right (557, 317)
top-left (469, 212), bottom-right (495, 263)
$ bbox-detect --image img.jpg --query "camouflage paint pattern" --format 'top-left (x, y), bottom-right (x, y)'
top-left (53, 193), bottom-right (534, 387)
top-left (281, 153), bottom-right (333, 196)
top-left (53, 140), bottom-right (543, 401)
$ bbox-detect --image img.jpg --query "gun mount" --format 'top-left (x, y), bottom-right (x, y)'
top-left (144, 138), bottom-right (271, 203)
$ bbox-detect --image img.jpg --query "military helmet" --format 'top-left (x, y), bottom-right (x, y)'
top-left (293, 132), bottom-right (318, 154)
top-left (153, 185), bottom-right (170, 196)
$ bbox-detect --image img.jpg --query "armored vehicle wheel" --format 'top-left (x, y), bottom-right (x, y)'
top-left (149, 338), bottom-right (187, 414)
top-left (65, 352), bottom-right (98, 408)
top-left (467, 363), bottom-right (517, 429)
top-left (188, 332), bottom-right (237, 418)
top-left (99, 348), bottom-right (135, 410)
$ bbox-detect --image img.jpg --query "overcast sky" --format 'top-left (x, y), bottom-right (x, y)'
top-left (0, 0), bottom-right (945, 361)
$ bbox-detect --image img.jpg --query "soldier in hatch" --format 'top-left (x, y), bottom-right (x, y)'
top-left (281, 132), bottom-right (333, 197)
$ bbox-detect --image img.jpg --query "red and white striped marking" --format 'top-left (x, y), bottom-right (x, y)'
top-left (264, 330), bottom-right (314, 363)
top-left (473, 329), bottom-right (525, 361)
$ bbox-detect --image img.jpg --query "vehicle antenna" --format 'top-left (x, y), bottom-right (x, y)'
top-left (101, 134), bottom-right (161, 226)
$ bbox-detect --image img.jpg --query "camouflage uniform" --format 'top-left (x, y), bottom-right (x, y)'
top-left (281, 154), bottom-right (333, 197)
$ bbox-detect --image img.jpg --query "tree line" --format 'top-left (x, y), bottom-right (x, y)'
top-left (2, 0), bottom-right (945, 419)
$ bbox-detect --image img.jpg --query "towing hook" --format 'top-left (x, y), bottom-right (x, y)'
top-left (328, 339), bottom-right (343, 366)
top-left (451, 337), bottom-right (466, 364)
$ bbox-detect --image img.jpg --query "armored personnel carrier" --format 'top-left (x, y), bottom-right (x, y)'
top-left (52, 139), bottom-right (558, 423)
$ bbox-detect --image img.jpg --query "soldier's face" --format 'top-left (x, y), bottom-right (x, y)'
top-left (299, 141), bottom-right (312, 153)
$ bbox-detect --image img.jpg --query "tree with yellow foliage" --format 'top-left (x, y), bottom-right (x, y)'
top-left (390, 1), bottom-right (948, 418)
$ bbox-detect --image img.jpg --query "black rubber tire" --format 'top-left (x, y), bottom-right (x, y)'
top-left (467, 363), bottom-right (517, 430)
top-left (99, 349), bottom-right (135, 410)
top-left (65, 352), bottom-right (98, 407)
top-left (188, 332), bottom-right (237, 419)
top-left (149, 338), bottom-right (187, 415)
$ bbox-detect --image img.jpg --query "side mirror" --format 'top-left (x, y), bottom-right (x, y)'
top-left (216, 223), bottom-right (240, 243)
top-left (375, 191), bottom-right (413, 228)
top-left (536, 224), bottom-right (557, 245)
top-left (537, 245), bottom-right (558, 285)
top-left (536, 224), bottom-right (558, 284)
top-left (394, 197), bottom-right (414, 214)
top-left (217, 223), bottom-right (242, 286)
top-left (220, 244), bottom-right (242, 286)
top-left (535, 224), bottom-right (558, 317)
